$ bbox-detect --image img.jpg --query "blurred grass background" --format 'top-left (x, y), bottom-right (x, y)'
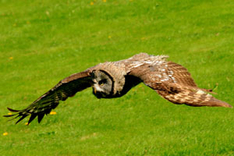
top-left (0, 0), bottom-right (233, 155)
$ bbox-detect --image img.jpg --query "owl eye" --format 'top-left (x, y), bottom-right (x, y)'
top-left (99, 79), bottom-right (107, 86)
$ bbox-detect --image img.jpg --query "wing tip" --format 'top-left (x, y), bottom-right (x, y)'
top-left (222, 103), bottom-right (233, 108)
top-left (3, 114), bottom-right (15, 117)
top-left (4, 107), bottom-right (29, 124)
top-left (7, 107), bottom-right (20, 112)
top-left (3, 107), bottom-right (19, 118)
top-left (202, 98), bottom-right (233, 108)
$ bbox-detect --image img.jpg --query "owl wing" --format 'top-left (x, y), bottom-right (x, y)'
top-left (129, 61), bottom-right (232, 108)
top-left (4, 70), bottom-right (93, 124)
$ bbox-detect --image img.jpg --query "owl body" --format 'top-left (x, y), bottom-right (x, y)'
top-left (5, 53), bottom-right (232, 124)
top-left (90, 53), bottom-right (168, 99)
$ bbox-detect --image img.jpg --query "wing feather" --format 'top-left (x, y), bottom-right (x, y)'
top-left (166, 61), bottom-right (197, 87)
top-left (129, 60), bottom-right (232, 108)
top-left (4, 70), bottom-right (93, 124)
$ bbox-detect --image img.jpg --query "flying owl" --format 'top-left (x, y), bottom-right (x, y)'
top-left (4, 53), bottom-right (232, 124)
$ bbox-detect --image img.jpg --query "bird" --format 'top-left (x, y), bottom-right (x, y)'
top-left (4, 53), bottom-right (232, 124)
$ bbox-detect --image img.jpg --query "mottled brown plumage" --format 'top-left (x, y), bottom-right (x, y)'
top-left (4, 53), bottom-right (232, 124)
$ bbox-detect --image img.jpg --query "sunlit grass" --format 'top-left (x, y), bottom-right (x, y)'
top-left (0, 0), bottom-right (233, 155)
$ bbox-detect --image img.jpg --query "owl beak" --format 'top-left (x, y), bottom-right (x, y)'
top-left (93, 88), bottom-right (97, 94)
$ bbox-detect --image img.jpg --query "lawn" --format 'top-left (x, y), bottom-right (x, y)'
top-left (0, 0), bottom-right (233, 155)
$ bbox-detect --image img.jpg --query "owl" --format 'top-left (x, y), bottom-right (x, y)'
top-left (4, 53), bottom-right (232, 124)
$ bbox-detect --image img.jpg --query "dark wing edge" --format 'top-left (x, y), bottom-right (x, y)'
top-left (128, 62), bottom-right (232, 108)
top-left (4, 70), bottom-right (93, 124)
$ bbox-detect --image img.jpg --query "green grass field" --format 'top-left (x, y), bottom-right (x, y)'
top-left (0, 0), bottom-right (234, 155)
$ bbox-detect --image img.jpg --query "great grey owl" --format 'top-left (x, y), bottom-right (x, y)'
top-left (4, 53), bottom-right (232, 124)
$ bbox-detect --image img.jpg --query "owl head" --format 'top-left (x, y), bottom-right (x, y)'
top-left (91, 62), bottom-right (126, 98)
top-left (91, 70), bottom-right (113, 98)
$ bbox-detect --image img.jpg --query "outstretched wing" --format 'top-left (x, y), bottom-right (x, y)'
top-left (129, 60), bottom-right (232, 108)
top-left (4, 70), bottom-right (93, 124)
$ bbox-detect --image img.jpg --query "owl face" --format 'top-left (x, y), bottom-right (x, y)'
top-left (91, 70), bottom-right (114, 98)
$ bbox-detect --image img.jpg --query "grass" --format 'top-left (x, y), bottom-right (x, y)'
top-left (0, 0), bottom-right (234, 155)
